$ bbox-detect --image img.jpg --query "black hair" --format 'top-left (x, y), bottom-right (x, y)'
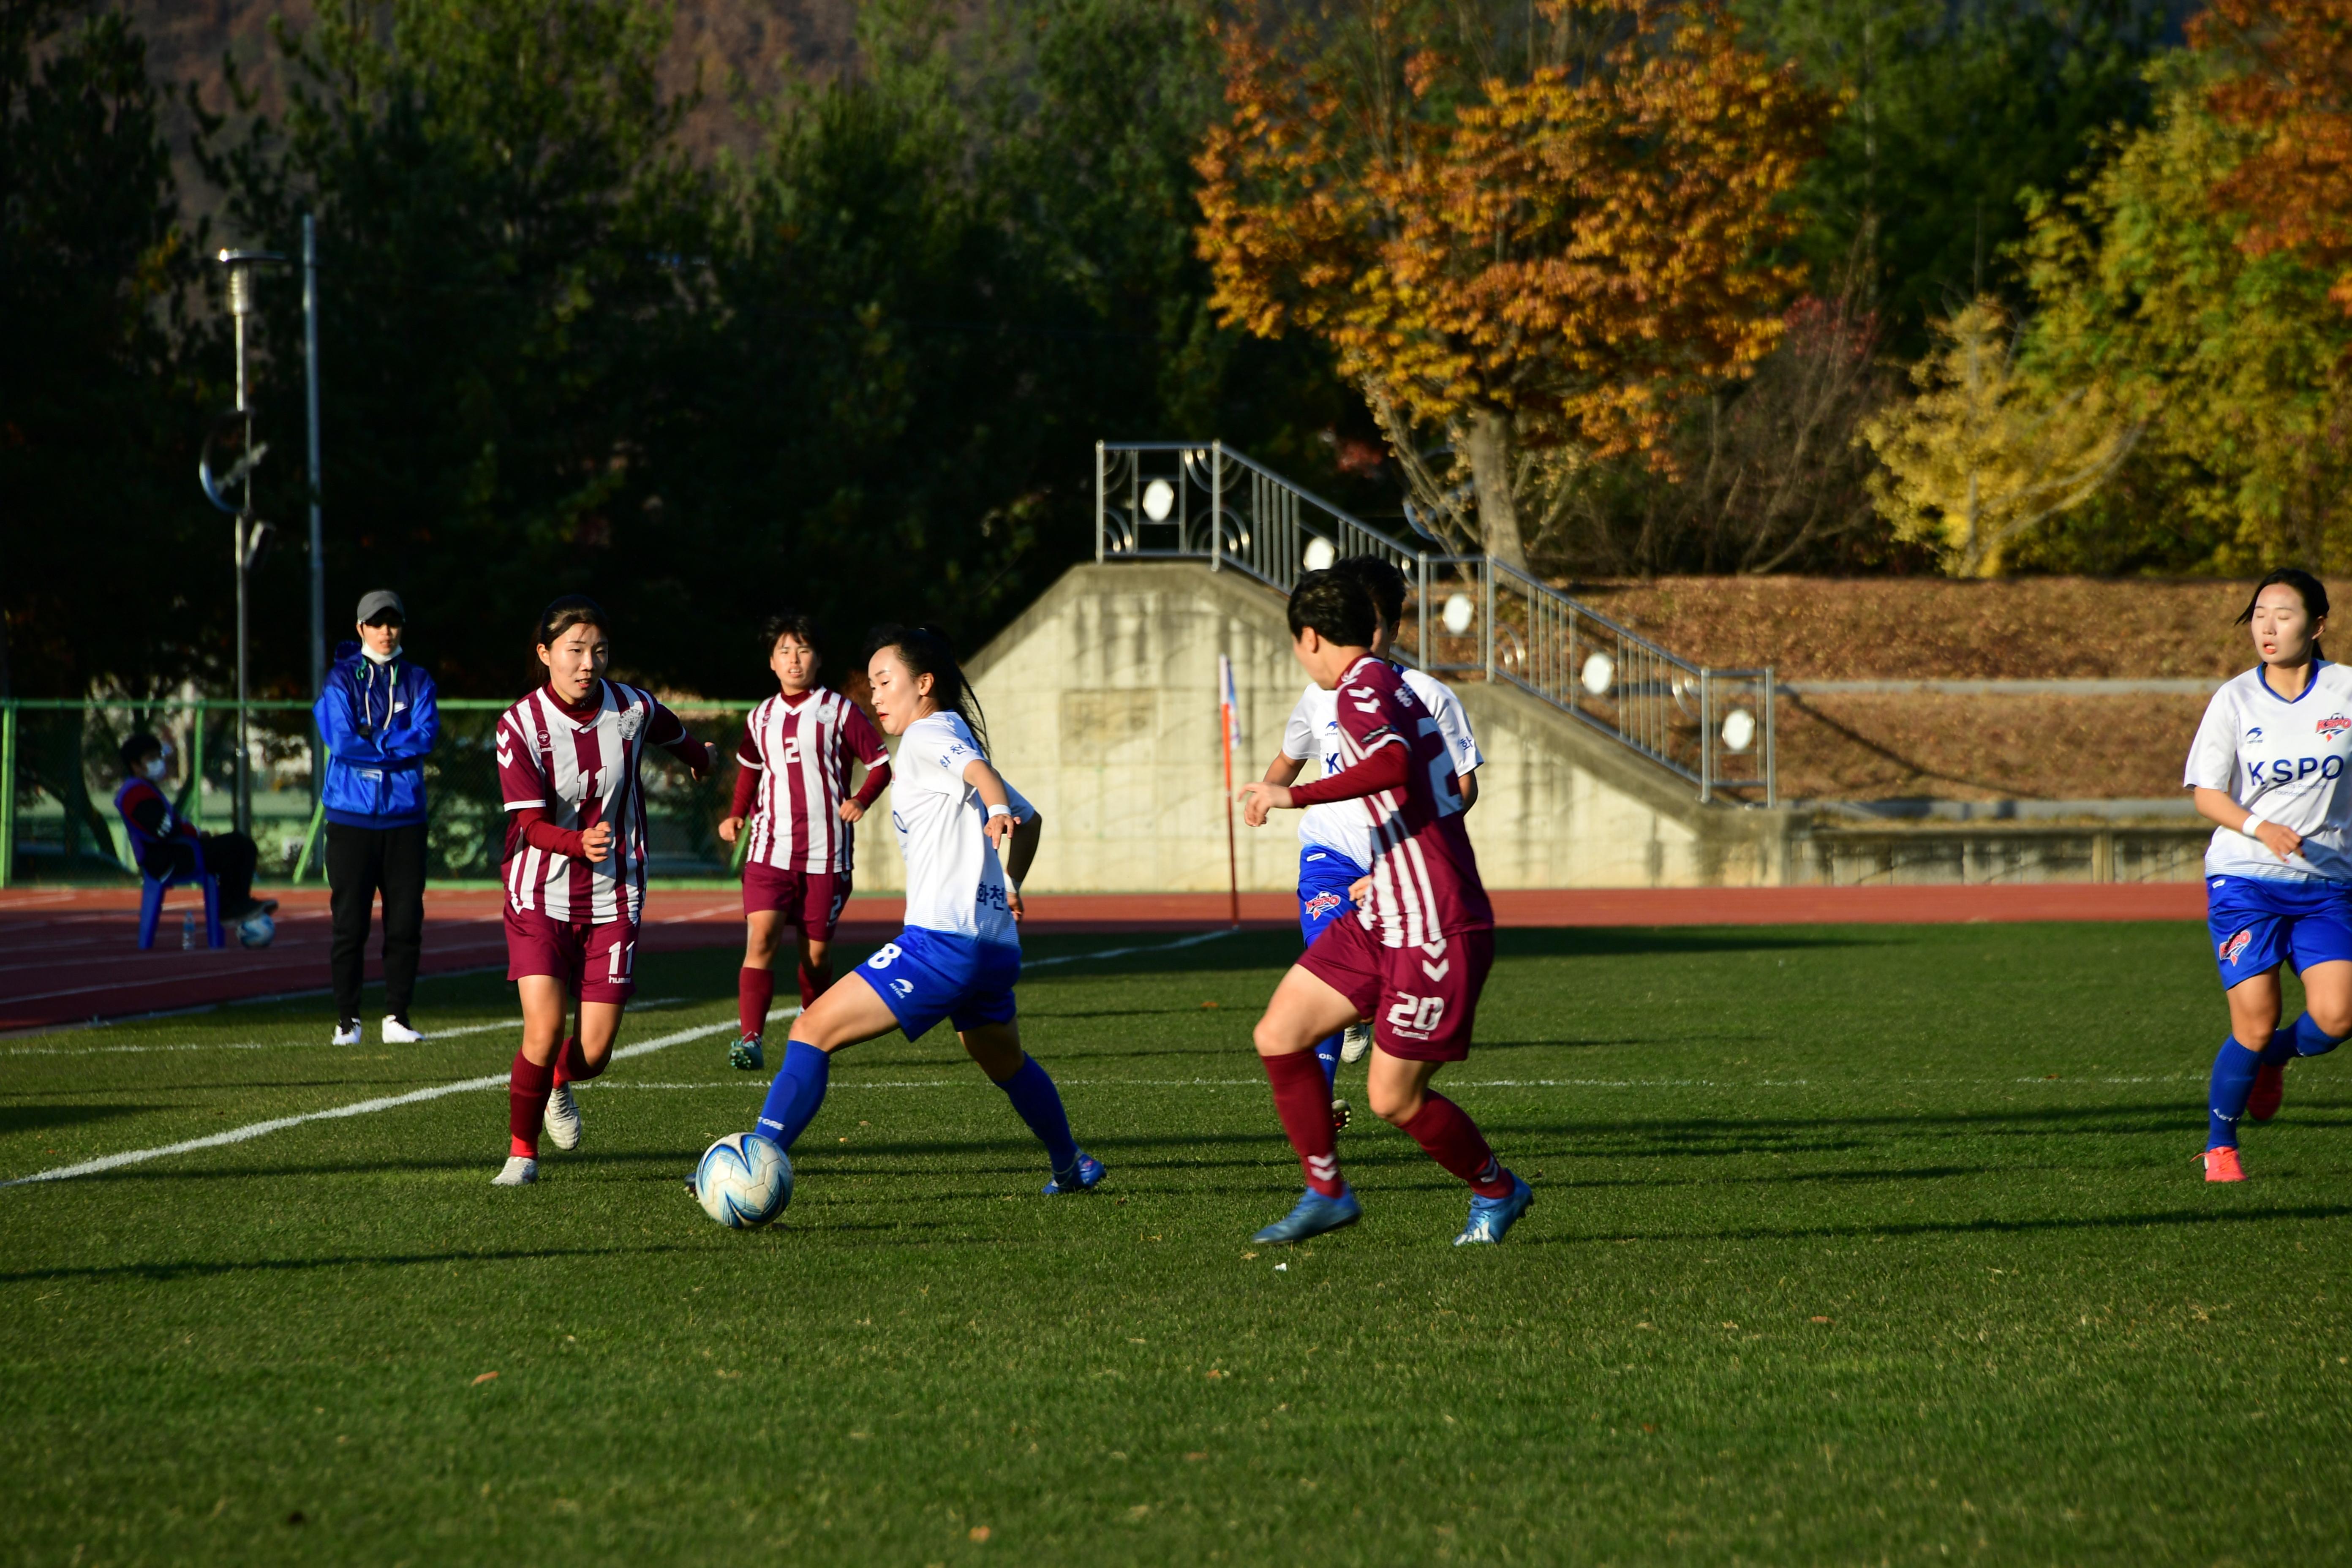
top-left (2238, 569), bottom-right (2330, 661)
top-left (1332, 555), bottom-right (1407, 630)
top-left (760, 610), bottom-right (822, 660)
top-left (536, 593), bottom-right (610, 649)
top-left (1287, 569), bottom-right (1377, 649)
top-left (865, 623), bottom-right (988, 753)
top-left (119, 731), bottom-right (163, 776)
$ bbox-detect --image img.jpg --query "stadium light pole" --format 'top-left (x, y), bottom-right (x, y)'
top-left (202, 248), bottom-right (286, 838)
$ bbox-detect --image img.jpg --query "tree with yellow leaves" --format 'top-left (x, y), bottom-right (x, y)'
top-left (1193, 0), bottom-right (1828, 569)
top-left (1859, 300), bottom-right (2140, 577)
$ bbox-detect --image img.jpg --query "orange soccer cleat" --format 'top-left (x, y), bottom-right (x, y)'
top-left (2248, 1059), bottom-right (2288, 1122)
top-left (2203, 1146), bottom-right (2248, 1183)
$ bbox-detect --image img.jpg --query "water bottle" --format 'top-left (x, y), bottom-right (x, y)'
top-left (181, 911), bottom-right (195, 950)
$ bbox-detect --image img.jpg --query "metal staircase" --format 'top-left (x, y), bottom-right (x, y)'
top-left (1096, 441), bottom-right (1776, 805)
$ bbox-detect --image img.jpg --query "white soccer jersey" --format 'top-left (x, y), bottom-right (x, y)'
top-left (2184, 662), bottom-right (2352, 883)
top-left (1283, 666), bottom-right (1482, 869)
top-left (498, 681), bottom-right (686, 923)
top-left (890, 711), bottom-right (1035, 947)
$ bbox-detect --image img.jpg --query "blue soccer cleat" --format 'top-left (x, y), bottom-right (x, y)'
top-left (1043, 1151), bottom-right (1105, 1195)
top-left (1252, 1186), bottom-right (1361, 1245)
top-left (1454, 1174), bottom-right (1533, 1245)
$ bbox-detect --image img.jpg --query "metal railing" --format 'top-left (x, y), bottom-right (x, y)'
top-left (0, 697), bottom-right (766, 888)
top-left (1097, 440), bottom-right (1775, 805)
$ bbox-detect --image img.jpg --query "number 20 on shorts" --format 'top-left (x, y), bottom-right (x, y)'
top-left (1386, 992), bottom-right (1446, 1033)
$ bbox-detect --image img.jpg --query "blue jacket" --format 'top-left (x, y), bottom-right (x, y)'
top-left (315, 641), bottom-right (439, 828)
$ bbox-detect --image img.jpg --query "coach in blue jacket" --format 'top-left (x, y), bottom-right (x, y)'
top-left (315, 590), bottom-right (439, 1045)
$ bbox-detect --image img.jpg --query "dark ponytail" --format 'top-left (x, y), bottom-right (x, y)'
top-left (2238, 569), bottom-right (2330, 662)
top-left (865, 624), bottom-right (988, 753)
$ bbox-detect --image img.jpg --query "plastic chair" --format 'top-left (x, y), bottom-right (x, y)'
top-left (123, 819), bottom-right (225, 951)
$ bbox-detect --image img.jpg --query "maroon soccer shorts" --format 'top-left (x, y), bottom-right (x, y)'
top-left (741, 864), bottom-right (850, 941)
top-left (504, 905), bottom-right (638, 1003)
top-left (1298, 915), bottom-right (1494, 1062)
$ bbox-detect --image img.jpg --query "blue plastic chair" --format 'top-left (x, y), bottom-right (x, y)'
top-left (123, 819), bottom-right (225, 951)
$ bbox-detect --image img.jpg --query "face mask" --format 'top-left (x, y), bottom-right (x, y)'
top-left (142, 757), bottom-right (169, 781)
top-left (362, 640), bottom-right (400, 665)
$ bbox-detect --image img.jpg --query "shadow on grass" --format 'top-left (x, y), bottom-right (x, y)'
top-left (1519, 1202), bottom-right (2352, 1247)
top-left (0, 1103), bottom-right (154, 1135)
top-left (0, 1242), bottom-right (710, 1287)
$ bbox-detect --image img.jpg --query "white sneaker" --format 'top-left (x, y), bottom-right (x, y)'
top-left (332, 1021), bottom-right (362, 1046)
top-left (1340, 1023), bottom-right (1373, 1064)
top-left (543, 1083), bottom-right (582, 1151)
top-left (492, 1156), bottom-right (537, 1186)
top-left (381, 1015), bottom-right (426, 1044)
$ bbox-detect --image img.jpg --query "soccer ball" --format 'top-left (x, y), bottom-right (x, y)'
top-left (695, 1133), bottom-right (792, 1228)
top-left (237, 912), bottom-right (275, 949)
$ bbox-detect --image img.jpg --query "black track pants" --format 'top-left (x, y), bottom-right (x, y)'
top-left (327, 822), bottom-right (427, 1024)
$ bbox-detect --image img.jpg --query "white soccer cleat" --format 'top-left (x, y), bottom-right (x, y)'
top-left (543, 1083), bottom-right (583, 1151)
top-left (1340, 1023), bottom-right (1372, 1064)
top-left (381, 1015), bottom-right (426, 1044)
top-left (492, 1156), bottom-right (537, 1186)
top-left (331, 1021), bottom-right (362, 1046)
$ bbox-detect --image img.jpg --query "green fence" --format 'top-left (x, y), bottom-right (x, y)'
top-left (0, 697), bottom-right (763, 888)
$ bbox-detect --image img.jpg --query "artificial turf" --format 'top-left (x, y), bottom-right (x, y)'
top-left (1, 920), bottom-right (2348, 1566)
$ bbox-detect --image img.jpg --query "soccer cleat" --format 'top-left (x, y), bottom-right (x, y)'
top-left (543, 1083), bottom-right (583, 1152)
top-left (682, 1169), bottom-right (700, 1195)
top-left (1455, 1173), bottom-right (1534, 1245)
top-left (1330, 1097), bottom-right (1352, 1133)
top-left (2203, 1146), bottom-right (2247, 1183)
top-left (1340, 1023), bottom-right (1372, 1064)
top-left (2249, 1059), bottom-right (2287, 1122)
top-left (331, 1020), bottom-right (362, 1046)
top-left (1251, 1186), bottom-right (1362, 1245)
top-left (1043, 1151), bottom-right (1106, 1195)
top-left (492, 1156), bottom-right (538, 1187)
top-left (381, 1015), bottom-right (426, 1044)
top-left (730, 1034), bottom-right (765, 1072)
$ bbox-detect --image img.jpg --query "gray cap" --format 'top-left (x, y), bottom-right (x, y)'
top-left (356, 590), bottom-right (406, 624)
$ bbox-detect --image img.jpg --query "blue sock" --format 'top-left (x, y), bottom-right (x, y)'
top-left (754, 1041), bottom-right (831, 1150)
top-left (1312, 1032), bottom-right (1342, 1092)
top-left (2262, 1026), bottom-right (2299, 1066)
top-left (2208, 1036), bottom-right (2262, 1149)
top-left (2291, 1012), bottom-right (2347, 1058)
top-left (997, 1055), bottom-right (1080, 1173)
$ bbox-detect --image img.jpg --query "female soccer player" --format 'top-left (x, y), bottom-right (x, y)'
top-left (1237, 571), bottom-right (1529, 1245)
top-left (735, 626), bottom-right (1104, 1199)
top-left (716, 611), bottom-right (892, 1071)
top-left (492, 595), bottom-right (714, 1187)
top-left (2187, 568), bottom-right (2352, 1181)
top-left (1257, 555), bottom-right (1483, 1127)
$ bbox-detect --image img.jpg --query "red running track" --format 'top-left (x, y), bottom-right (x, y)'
top-left (0, 881), bottom-right (2208, 1035)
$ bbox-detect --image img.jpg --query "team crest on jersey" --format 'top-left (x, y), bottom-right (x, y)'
top-left (2220, 926), bottom-right (2254, 966)
top-left (1304, 890), bottom-right (1343, 920)
top-left (616, 707), bottom-right (644, 740)
top-left (2319, 714), bottom-right (2350, 740)
top-left (2248, 727), bottom-right (2263, 741)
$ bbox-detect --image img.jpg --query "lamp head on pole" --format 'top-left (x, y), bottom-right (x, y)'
top-left (215, 249), bottom-right (286, 316)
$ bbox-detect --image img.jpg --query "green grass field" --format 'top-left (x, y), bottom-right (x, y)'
top-left (4, 922), bottom-right (2349, 1565)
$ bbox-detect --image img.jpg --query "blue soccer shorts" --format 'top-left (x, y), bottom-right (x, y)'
top-left (1298, 846), bottom-right (1372, 946)
top-left (858, 926), bottom-right (1021, 1039)
top-left (2206, 874), bottom-right (2352, 987)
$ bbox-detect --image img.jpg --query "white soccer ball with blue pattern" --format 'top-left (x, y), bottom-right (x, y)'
top-left (696, 1132), bottom-right (792, 1228)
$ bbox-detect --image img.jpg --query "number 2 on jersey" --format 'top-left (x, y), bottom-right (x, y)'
top-left (1418, 718), bottom-right (1463, 816)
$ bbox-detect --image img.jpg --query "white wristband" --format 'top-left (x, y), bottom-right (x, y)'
top-left (2242, 812), bottom-right (2269, 837)
top-left (985, 803), bottom-right (1011, 820)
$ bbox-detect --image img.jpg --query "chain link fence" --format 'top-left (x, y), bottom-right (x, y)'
top-left (0, 698), bottom-right (762, 886)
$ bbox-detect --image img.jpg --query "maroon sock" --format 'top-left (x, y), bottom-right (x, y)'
top-left (1401, 1093), bottom-right (1514, 1198)
top-left (508, 1050), bottom-right (554, 1158)
top-left (796, 958), bottom-right (833, 1009)
top-left (1263, 1051), bottom-right (1345, 1196)
top-left (739, 966), bottom-right (775, 1040)
top-left (555, 1034), bottom-right (605, 1085)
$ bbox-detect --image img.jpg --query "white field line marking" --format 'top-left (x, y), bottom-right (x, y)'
top-left (0, 928), bottom-right (1241, 1187)
top-left (0, 1005), bottom-right (799, 1188)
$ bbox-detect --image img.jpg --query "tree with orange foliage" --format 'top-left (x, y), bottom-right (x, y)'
top-left (1194, 0), bottom-right (1829, 569)
top-left (2197, 0), bottom-right (2352, 318)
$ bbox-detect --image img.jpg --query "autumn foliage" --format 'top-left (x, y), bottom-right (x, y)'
top-left (1194, 0), bottom-right (1829, 565)
top-left (2197, 0), bottom-right (2352, 317)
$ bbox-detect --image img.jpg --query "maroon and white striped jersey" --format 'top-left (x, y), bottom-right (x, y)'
top-left (1305, 655), bottom-right (1493, 947)
top-left (736, 690), bottom-right (890, 874)
top-left (498, 681), bottom-right (690, 923)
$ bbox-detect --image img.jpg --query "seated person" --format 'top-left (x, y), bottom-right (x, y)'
top-left (113, 731), bottom-right (277, 946)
